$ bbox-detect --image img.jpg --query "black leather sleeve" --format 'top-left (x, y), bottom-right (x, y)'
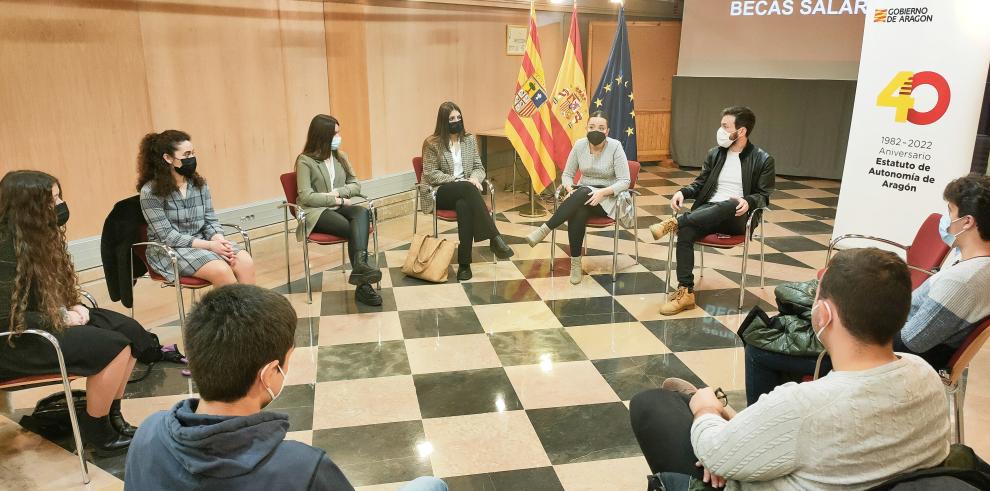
top-left (744, 154), bottom-right (775, 211)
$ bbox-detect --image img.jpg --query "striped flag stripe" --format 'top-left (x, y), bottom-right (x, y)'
top-left (507, 112), bottom-right (554, 186)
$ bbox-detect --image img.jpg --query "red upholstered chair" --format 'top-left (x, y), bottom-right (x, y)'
top-left (411, 157), bottom-right (496, 241)
top-left (550, 161), bottom-right (642, 281)
top-left (825, 213), bottom-right (949, 290)
top-left (279, 172), bottom-right (379, 304)
top-left (0, 292), bottom-right (103, 485)
top-left (939, 316), bottom-right (990, 444)
top-left (131, 224), bottom-right (228, 329)
top-left (664, 207), bottom-right (770, 309)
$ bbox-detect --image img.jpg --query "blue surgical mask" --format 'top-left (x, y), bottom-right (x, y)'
top-left (939, 213), bottom-right (966, 248)
top-left (331, 135), bottom-right (342, 150)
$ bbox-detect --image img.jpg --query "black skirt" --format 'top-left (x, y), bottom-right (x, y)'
top-left (0, 308), bottom-right (152, 381)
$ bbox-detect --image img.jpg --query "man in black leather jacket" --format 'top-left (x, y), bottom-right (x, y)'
top-left (651, 106), bottom-right (775, 315)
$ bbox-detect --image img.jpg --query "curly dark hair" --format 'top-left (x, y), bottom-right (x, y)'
top-left (0, 170), bottom-right (80, 335)
top-left (136, 130), bottom-right (205, 197)
top-left (943, 173), bottom-right (990, 241)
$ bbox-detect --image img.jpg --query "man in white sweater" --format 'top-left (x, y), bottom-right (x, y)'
top-left (630, 248), bottom-right (950, 490)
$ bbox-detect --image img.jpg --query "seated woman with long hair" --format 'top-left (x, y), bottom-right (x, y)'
top-left (0, 170), bottom-right (145, 456)
top-left (295, 114), bottom-right (383, 306)
top-left (136, 130), bottom-right (255, 286)
top-left (421, 101), bottom-right (514, 281)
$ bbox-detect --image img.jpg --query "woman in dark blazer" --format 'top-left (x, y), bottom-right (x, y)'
top-left (421, 101), bottom-right (514, 281)
top-left (295, 114), bottom-right (382, 306)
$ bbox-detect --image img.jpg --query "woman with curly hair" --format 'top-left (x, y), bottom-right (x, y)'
top-left (136, 130), bottom-right (254, 286)
top-left (0, 170), bottom-right (143, 455)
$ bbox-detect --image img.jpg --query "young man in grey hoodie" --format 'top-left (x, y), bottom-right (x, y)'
top-left (125, 285), bottom-right (447, 491)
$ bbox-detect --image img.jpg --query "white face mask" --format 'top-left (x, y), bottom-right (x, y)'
top-left (716, 127), bottom-right (738, 148)
top-left (331, 134), bottom-right (342, 150)
top-left (262, 364), bottom-right (287, 407)
top-left (811, 300), bottom-right (833, 344)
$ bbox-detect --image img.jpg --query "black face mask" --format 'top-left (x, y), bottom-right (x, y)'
top-left (55, 202), bottom-right (70, 226)
top-left (587, 130), bottom-right (606, 146)
top-left (448, 120), bottom-right (464, 134)
top-left (175, 156), bottom-right (198, 178)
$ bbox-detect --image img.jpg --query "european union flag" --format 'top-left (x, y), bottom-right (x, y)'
top-left (591, 7), bottom-right (636, 161)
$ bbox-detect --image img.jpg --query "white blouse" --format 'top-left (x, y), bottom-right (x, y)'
top-left (451, 142), bottom-right (464, 179)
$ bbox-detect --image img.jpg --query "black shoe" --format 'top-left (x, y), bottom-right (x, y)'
top-left (80, 412), bottom-right (131, 457)
top-left (489, 236), bottom-right (515, 260)
top-left (457, 265), bottom-right (473, 281)
top-left (355, 283), bottom-right (383, 306)
top-left (109, 399), bottom-right (137, 437)
top-left (348, 251), bottom-right (383, 286)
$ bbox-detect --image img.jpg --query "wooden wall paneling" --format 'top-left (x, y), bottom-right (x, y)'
top-left (363, 5), bottom-right (462, 177)
top-left (278, 0), bottom-right (332, 165)
top-left (361, 5), bottom-right (562, 177)
top-left (636, 110), bottom-right (671, 161)
top-left (325, 3), bottom-right (374, 179)
top-left (0, 1), bottom-right (153, 240)
top-left (138, 0), bottom-right (293, 210)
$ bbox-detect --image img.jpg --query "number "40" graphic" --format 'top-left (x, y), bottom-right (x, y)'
top-left (876, 71), bottom-right (951, 125)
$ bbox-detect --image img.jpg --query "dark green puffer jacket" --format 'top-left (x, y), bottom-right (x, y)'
top-left (739, 279), bottom-right (823, 357)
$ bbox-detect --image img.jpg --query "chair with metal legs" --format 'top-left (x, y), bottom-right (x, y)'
top-left (664, 207), bottom-right (770, 309)
top-left (939, 316), bottom-right (990, 444)
top-left (549, 161), bottom-right (642, 281)
top-left (130, 223), bottom-right (251, 329)
top-left (0, 291), bottom-right (100, 485)
top-left (279, 172), bottom-right (379, 304)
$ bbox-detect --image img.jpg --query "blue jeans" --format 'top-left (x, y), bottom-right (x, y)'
top-left (399, 477), bottom-right (448, 491)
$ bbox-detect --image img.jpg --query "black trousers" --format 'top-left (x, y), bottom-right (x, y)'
top-left (435, 181), bottom-right (499, 265)
top-left (629, 389), bottom-right (705, 479)
top-left (546, 187), bottom-right (607, 257)
top-left (744, 345), bottom-right (833, 406)
top-left (676, 201), bottom-right (748, 289)
top-left (313, 205), bottom-right (371, 265)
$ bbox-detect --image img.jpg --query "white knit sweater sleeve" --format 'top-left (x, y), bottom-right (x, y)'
top-left (691, 387), bottom-right (803, 481)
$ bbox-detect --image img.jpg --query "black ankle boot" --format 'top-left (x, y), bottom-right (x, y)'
top-left (355, 283), bottom-right (383, 306)
top-left (80, 412), bottom-right (132, 457)
top-left (109, 399), bottom-right (137, 437)
top-left (348, 251), bottom-right (383, 286)
top-left (457, 264), bottom-right (473, 281)
top-left (489, 236), bottom-right (515, 260)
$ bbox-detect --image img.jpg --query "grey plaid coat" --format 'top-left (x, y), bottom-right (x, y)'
top-left (419, 134), bottom-right (485, 213)
top-left (139, 182), bottom-right (238, 282)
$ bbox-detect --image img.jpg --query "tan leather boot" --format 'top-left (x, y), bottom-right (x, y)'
top-left (649, 217), bottom-right (679, 241)
top-left (659, 286), bottom-right (695, 315)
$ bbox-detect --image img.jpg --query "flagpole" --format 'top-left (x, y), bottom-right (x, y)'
top-left (518, 0), bottom-right (548, 219)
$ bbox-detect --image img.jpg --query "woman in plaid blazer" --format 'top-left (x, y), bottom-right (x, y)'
top-left (421, 101), bottom-right (514, 281)
top-left (136, 130), bottom-right (255, 286)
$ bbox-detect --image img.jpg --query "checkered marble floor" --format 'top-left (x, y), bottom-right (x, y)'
top-left (5, 166), bottom-right (841, 490)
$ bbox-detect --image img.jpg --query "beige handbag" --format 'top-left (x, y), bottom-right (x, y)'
top-left (402, 234), bottom-right (458, 283)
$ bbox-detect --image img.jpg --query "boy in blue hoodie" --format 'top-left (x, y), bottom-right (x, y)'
top-left (125, 285), bottom-right (446, 491)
